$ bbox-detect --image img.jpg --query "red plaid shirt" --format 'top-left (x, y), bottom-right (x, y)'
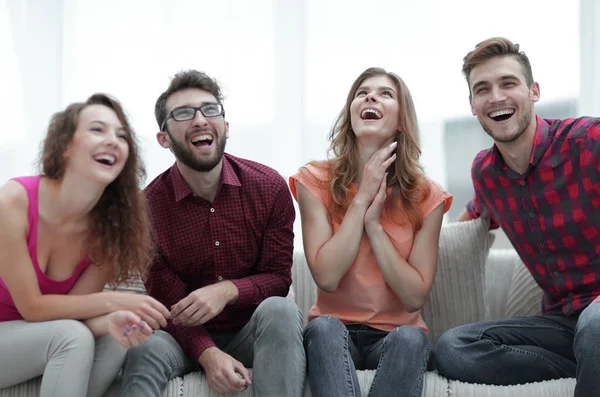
top-left (144, 153), bottom-right (295, 361)
top-left (467, 116), bottom-right (600, 316)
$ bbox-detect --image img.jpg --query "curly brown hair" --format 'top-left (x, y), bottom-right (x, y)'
top-left (308, 67), bottom-right (430, 230)
top-left (38, 93), bottom-right (153, 285)
top-left (462, 37), bottom-right (534, 96)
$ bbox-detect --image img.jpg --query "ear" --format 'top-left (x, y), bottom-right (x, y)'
top-left (156, 131), bottom-right (171, 148)
top-left (469, 96), bottom-right (476, 116)
top-left (530, 82), bottom-right (540, 103)
top-left (225, 121), bottom-right (230, 139)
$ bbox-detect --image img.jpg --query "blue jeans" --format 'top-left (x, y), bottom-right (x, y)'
top-left (435, 302), bottom-right (600, 397)
top-left (120, 297), bottom-right (306, 397)
top-left (304, 316), bottom-right (433, 397)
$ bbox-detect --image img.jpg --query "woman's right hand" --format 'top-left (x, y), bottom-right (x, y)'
top-left (107, 310), bottom-right (153, 348)
top-left (112, 292), bottom-right (171, 330)
top-left (356, 141), bottom-right (397, 203)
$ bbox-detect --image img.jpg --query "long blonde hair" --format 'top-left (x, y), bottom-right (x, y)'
top-left (311, 67), bottom-right (430, 230)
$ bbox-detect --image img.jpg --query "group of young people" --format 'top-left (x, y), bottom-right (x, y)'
top-left (0, 36), bottom-right (599, 397)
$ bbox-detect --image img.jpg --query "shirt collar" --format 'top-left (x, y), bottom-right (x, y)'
top-left (170, 154), bottom-right (242, 202)
top-left (489, 115), bottom-right (550, 170)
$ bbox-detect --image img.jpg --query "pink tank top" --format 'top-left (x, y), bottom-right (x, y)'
top-left (0, 176), bottom-right (90, 321)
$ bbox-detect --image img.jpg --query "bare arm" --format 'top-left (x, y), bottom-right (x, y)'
top-left (296, 182), bottom-right (368, 292)
top-left (366, 202), bottom-right (445, 312)
top-left (0, 181), bottom-right (169, 324)
top-left (456, 208), bottom-right (473, 222)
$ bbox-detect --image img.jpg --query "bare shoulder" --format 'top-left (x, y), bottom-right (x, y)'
top-left (0, 181), bottom-right (29, 232)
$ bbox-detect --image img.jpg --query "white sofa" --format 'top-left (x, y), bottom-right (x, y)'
top-left (0, 219), bottom-right (576, 397)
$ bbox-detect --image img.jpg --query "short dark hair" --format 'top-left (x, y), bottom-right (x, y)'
top-left (154, 70), bottom-right (224, 130)
top-left (462, 37), bottom-right (534, 95)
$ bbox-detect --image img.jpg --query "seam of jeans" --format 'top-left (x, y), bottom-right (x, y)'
top-left (367, 331), bottom-right (388, 397)
top-left (411, 345), bottom-right (433, 397)
top-left (476, 325), bottom-right (574, 377)
top-left (342, 327), bottom-right (358, 397)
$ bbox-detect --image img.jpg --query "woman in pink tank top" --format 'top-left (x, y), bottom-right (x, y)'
top-left (0, 94), bottom-right (171, 397)
top-left (290, 68), bottom-right (452, 397)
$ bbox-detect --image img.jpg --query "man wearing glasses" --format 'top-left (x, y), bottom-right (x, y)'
top-left (120, 70), bottom-right (305, 396)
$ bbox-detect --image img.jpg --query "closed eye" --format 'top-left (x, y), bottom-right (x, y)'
top-left (355, 90), bottom-right (368, 97)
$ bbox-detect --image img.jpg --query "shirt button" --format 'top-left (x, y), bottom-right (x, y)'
top-left (215, 241), bottom-right (220, 246)
top-left (529, 212), bottom-right (535, 218)
top-left (568, 292), bottom-right (574, 297)
top-left (217, 276), bottom-right (223, 281)
top-left (539, 242), bottom-right (545, 248)
top-left (553, 271), bottom-right (559, 277)
top-left (210, 208), bottom-right (215, 213)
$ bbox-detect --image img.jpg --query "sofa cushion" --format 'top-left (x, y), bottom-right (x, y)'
top-left (421, 218), bottom-right (495, 343)
top-left (504, 258), bottom-right (543, 318)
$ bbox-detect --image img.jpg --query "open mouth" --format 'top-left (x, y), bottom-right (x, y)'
top-left (93, 154), bottom-right (116, 166)
top-left (488, 109), bottom-right (515, 122)
top-left (361, 108), bottom-right (382, 120)
top-left (191, 134), bottom-right (214, 147)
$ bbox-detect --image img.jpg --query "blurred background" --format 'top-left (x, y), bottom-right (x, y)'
top-left (1, 0), bottom-right (598, 249)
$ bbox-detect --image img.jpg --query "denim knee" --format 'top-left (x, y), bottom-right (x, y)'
top-left (434, 325), bottom-right (473, 378)
top-left (386, 326), bottom-right (431, 354)
top-left (125, 331), bottom-right (173, 365)
top-left (303, 316), bottom-right (346, 347)
top-left (575, 303), bottom-right (600, 354)
top-left (255, 297), bottom-right (303, 338)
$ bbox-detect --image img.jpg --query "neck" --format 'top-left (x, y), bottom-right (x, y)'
top-left (176, 160), bottom-right (223, 203)
top-left (495, 118), bottom-right (537, 175)
top-left (42, 174), bottom-right (106, 227)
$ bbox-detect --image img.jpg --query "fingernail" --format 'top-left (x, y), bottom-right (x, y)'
top-left (390, 141), bottom-right (397, 147)
top-left (139, 321), bottom-right (145, 328)
top-left (131, 325), bottom-right (137, 331)
top-left (122, 331), bottom-right (127, 337)
top-left (125, 325), bottom-right (131, 332)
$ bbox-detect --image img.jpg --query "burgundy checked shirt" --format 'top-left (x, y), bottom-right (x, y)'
top-left (467, 116), bottom-right (600, 316)
top-left (144, 153), bottom-right (295, 361)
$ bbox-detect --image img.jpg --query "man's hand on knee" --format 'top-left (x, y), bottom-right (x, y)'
top-left (198, 347), bottom-right (251, 393)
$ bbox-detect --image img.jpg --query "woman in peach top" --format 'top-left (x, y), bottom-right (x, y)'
top-left (289, 67), bottom-right (452, 397)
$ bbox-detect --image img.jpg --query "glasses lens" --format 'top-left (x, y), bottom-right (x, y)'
top-left (201, 103), bottom-right (222, 117)
top-left (172, 107), bottom-right (196, 121)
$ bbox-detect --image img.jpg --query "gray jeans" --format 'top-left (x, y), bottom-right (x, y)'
top-left (0, 319), bottom-right (126, 397)
top-left (436, 302), bottom-right (600, 397)
top-left (120, 296), bottom-right (306, 397)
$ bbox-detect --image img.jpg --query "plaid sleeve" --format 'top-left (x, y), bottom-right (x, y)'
top-left (145, 250), bottom-right (216, 362)
top-left (230, 175), bottom-right (294, 307)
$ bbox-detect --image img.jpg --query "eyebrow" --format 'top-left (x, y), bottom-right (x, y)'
top-left (356, 85), bottom-right (397, 93)
top-left (471, 75), bottom-right (520, 92)
top-left (89, 120), bottom-right (126, 132)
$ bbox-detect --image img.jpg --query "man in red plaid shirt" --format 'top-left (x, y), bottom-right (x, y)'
top-left (435, 37), bottom-right (600, 397)
top-left (120, 70), bottom-right (305, 397)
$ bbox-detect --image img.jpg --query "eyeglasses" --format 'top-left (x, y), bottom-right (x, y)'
top-left (161, 103), bottom-right (224, 131)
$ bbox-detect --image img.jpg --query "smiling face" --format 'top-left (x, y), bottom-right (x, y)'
top-left (349, 75), bottom-right (400, 143)
top-left (469, 55), bottom-right (539, 143)
top-left (158, 88), bottom-right (228, 172)
top-left (63, 104), bottom-right (129, 184)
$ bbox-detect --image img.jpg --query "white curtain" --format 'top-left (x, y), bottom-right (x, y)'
top-left (0, 0), bottom-right (582, 194)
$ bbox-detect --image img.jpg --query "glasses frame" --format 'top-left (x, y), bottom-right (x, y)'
top-left (160, 103), bottom-right (224, 131)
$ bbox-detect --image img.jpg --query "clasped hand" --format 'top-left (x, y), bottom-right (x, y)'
top-left (358, 141), bottom-right (397, 227)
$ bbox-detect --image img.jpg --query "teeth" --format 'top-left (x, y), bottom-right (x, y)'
top-left (488, 109), bottom-right (514, 118)
top-left (191, 134), bottom-right (213, 144)
top-left (361, 108), bottom-right (382, 119)
top-left (94, 154), bottom-right (115, 165)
